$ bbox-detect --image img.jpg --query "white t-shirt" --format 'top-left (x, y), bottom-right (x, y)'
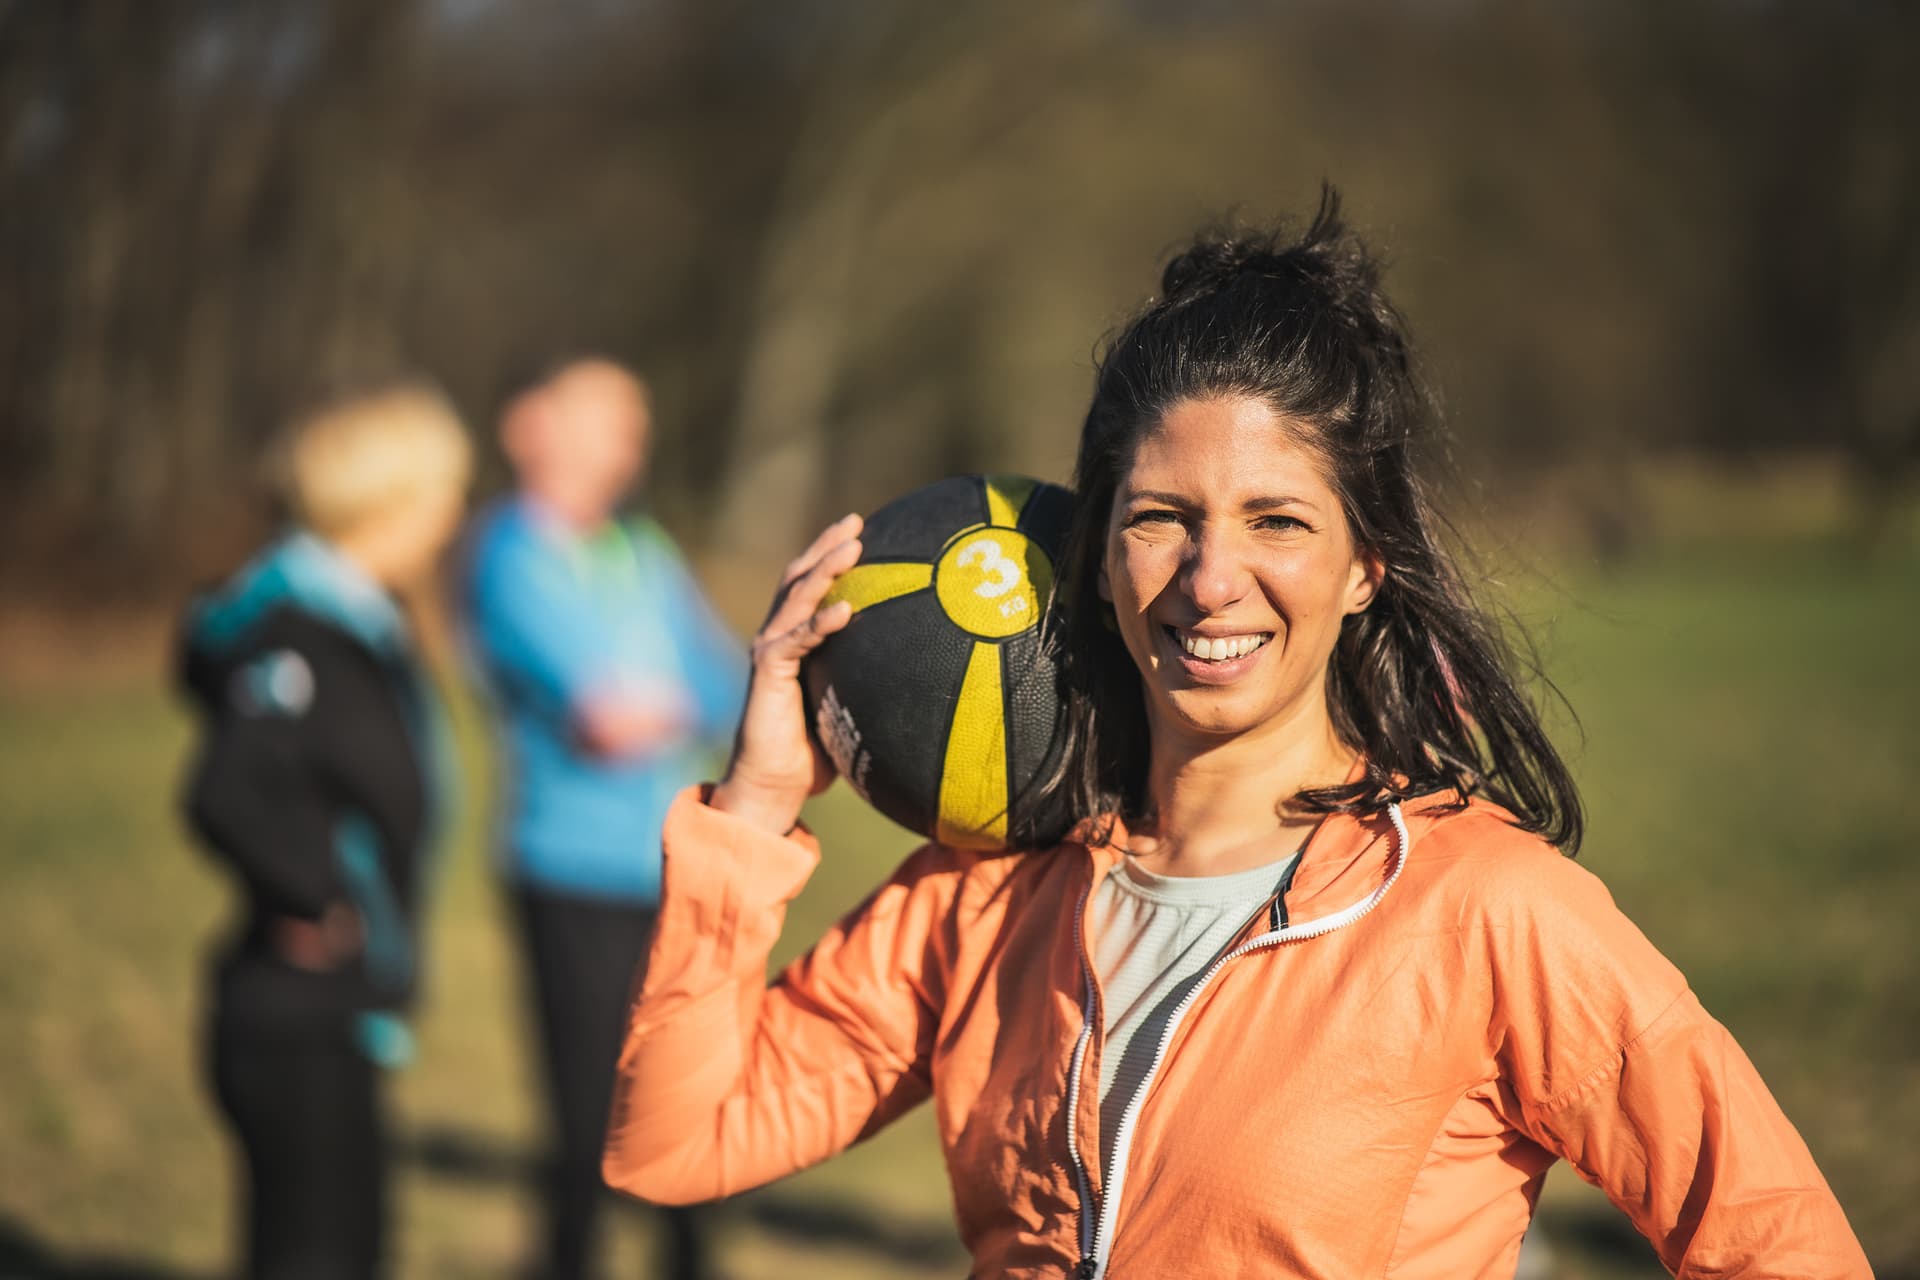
top-left (1090, 850), bottom-right (1302, 1171)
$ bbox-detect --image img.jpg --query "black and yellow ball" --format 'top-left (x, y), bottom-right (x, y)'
top-left (803, 474), bottom-right (1074, 849)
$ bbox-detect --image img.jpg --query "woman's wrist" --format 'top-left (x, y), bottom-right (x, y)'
top-left (710, 777), bottom-right (803, 836)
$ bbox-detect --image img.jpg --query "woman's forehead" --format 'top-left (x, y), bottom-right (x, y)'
top-left (1121, 396), bottom-right (1335, 502)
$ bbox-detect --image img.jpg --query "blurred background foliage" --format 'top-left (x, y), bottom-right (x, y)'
top-left (2, 1), bottom-right (1918, 1277)
top-left (3, 0), bottom-right (1917, 589)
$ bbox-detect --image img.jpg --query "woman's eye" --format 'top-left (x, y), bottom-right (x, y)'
top-left (1128, 509), bottom-right (1180, 526)
top-left (1256, 515), bottom-right (1309, 533)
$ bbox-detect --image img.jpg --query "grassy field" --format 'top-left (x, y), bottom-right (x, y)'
top-left (2, 535), bottom-right (1915, 1278)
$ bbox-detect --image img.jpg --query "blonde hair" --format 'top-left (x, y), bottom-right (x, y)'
top-left (274, 379), bottom-right (473, 537)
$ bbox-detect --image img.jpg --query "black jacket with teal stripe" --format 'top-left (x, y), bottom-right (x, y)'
top-left (178, 533), bottom-right (443, 1062)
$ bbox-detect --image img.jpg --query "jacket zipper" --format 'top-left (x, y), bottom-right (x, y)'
top-left (1071, 803), bottom-right (1412, 1280)
top-left (1063, 886), bottom-right (1098, 1275)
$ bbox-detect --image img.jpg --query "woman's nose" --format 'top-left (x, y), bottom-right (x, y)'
top-left (1179, 527), bottom-right (1251, 615)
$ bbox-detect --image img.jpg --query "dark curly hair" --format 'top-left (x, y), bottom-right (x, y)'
top-left (1024, 185), bottom-right (1583, 853)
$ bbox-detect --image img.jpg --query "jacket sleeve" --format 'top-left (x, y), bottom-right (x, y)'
top-left (1491, 853), bottom-right (1871, 1278)
top-left (603, 787), bottom-right (947, 1205)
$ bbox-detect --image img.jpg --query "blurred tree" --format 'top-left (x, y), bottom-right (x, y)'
top-left (0, 0), bottom-right (1914, 595)
top-left (710, 1), bottom-right (1101, 559)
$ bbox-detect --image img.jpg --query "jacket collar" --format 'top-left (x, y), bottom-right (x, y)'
top-left (1070, 789), bottom-right (1448, 925)
top-left (188, 530), bottom-right (408, 660)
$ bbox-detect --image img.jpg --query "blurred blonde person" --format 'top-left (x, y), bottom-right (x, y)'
top-left (178, 378), bottom-right (471, 1280)
top-left (463, 357), bottom-right (744, 1280)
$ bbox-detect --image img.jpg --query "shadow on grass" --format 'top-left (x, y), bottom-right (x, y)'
top-left (400, 1123), bottom-right (537, 1185)
top-left (0, 1214), bottom-right (208, 1280)
top-left (400, 1124), bottom-right (967, 1269)
top-left (729, 1194), bottom-right (963, 1266)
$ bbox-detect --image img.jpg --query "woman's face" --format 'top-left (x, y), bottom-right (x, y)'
top-left (1101, 395), bottom-right (1381, 746)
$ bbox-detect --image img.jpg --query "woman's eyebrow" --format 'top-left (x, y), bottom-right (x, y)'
top-left (1120, 490), bottom-right (1321, 513)
top-left (1119, 488), bottom-right (1194, 508)
top-left (1243, 494), bottom-right (1317, 513)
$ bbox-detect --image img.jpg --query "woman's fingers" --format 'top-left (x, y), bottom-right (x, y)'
top-left (717, 574), bottom-right (857, 833)
top-left (716, 519), bottom-right (866, 836)
top-left (762, 535), bottom-right (863, 640)
top-left (780, 513), bottom-right (864, 589)
top-left (757, 597), bottom-right (853, 675)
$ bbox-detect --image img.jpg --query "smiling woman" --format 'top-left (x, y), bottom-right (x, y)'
top-left (600, 189), bottom-right (1870, 1279)
top-left (1042, 202), bottom-right (1581, 867)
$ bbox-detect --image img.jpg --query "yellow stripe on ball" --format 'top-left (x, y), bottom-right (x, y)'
top-left (821, 561), bottom-right (934, 615)
top-left (984, 474), bottom-right (1038, 528)
top-left (936, 640), bottom-right (1010, 848)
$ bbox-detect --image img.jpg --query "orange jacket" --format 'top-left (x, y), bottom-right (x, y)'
top-left (605, 788), bottom-right (1869, 1278)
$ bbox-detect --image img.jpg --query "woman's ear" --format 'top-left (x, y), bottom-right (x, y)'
top-left (1344, 551), bottom-right (1385, 615)
top-left (1097, 561), bottom-right (1113, 604)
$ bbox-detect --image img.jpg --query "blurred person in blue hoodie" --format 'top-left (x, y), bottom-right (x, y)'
top-left (463, 357), bottom-right (746, 1280)
top-left (178, 378), bottom-right (472, 1280)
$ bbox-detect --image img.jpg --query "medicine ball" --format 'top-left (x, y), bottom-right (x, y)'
top-left (804, 474), bottom-right (1074, 850)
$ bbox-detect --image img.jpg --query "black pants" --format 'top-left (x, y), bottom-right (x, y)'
top-left (514, 885), bottom-right (706, 1280)
top-left (210, 1015), bottom-right (387, 1280)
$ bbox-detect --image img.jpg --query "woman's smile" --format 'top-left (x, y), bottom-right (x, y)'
top-left (1162, 624), bottom-right (1275, 683)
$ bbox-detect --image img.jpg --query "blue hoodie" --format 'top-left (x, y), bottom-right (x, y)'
top-left (463, 499), bottom-right (747, 904)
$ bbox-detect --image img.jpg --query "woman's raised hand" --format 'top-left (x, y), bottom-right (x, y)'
top-left (711, 514), bottom-right (864, 835)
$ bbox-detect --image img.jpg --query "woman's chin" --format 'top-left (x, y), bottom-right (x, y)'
top-left (1153, 688), bottom-right (1276, 742)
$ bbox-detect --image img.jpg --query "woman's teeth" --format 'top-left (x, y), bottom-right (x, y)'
top-left (1175, 629), bottom-right (1271, 662)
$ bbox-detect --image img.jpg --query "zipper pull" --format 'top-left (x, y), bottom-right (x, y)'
top-left (1074, 1257), bottom-right (1097, 1279)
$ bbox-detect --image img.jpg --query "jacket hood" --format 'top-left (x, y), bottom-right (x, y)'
top-left (180, 531), bottom-right (407, 705)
